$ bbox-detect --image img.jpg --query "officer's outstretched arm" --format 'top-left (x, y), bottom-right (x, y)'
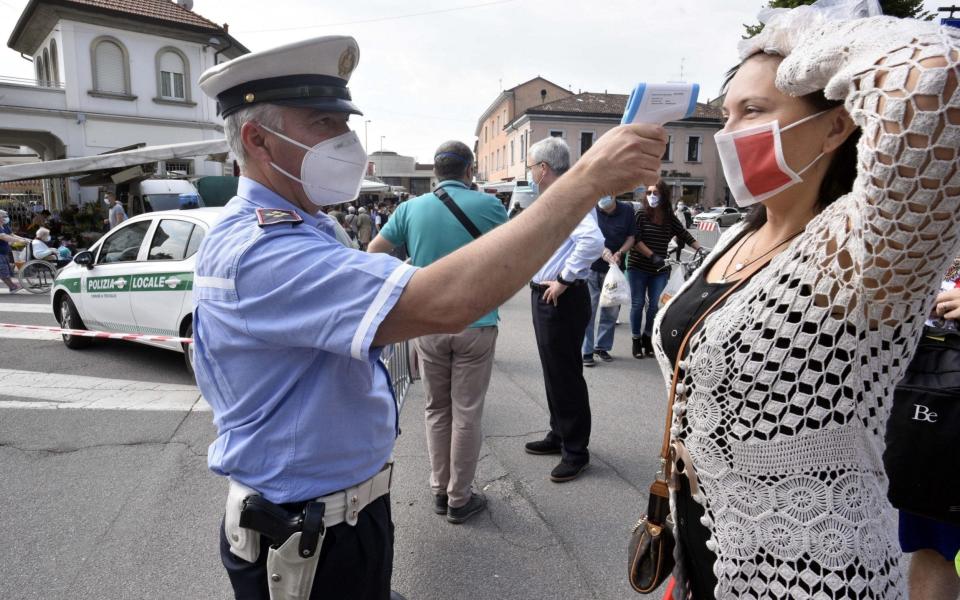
top-left (373, 123), bottom-right (666, 346)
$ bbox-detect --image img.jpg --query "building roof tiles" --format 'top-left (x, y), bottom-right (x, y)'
top-left (63, 0), bottom-right (222, 30)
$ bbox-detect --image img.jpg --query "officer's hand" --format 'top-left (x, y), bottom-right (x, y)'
top-left (541, 280), bottom-right (568, 306)
top-left (934, 288), bottom-right (960, 320)
top-left (573, 124), bottom-right (667, 198)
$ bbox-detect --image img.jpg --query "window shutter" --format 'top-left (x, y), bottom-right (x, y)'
top-left (95, 42), bottom-right (125, 93)
top-left (159, 51), bottom-right (183, 74)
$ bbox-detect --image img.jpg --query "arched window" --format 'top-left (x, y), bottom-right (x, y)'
top-left (90, 36), bottom-right (132, 96)
top-left (42, 48), bottom-right (51, 86)
top-left (49, 40), bottom-right (59, 85)
top-left (155, 47), bottom-right (191, 102)
top-left (35, 58), bottom-right (44, 85)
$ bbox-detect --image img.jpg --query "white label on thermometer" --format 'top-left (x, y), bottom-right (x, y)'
top-left (621, 83), bottom-right (700, 125)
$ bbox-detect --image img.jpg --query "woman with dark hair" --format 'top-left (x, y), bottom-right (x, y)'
top-left (637, 5), bottom-right (960, 599)
top-left (626, 181), bottom-right (702, 359)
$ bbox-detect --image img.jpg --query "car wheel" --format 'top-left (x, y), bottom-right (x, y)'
top-left (59, 295), bottom-right (92, 349)
top-left (183, 321), bottom-right (195, 377)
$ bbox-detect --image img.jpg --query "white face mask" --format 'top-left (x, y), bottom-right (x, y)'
top-left (714, 109), bottom-right (830, 208)
top-left (1, 217), bottom-right (9, 225)
top-left (646, 193), bottom-right (660, 208)
top-left (260, 124), bottom-right (368, 209)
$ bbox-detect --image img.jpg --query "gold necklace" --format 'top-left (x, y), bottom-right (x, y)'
top-left (719, 229), bottom-right (804, 284)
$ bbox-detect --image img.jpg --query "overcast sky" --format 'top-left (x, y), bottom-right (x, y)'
top-left (0, 0), bottom-right (950, 162)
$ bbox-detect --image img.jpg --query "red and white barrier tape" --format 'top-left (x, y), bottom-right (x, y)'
top-left (0, 322), bottom-right (193, 344)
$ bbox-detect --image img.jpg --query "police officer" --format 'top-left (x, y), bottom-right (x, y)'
top-left (195, 35), bottom-right (667, 600)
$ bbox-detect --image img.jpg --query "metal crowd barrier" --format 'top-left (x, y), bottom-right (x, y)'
top-left (382, 339), bottom-right (417, 409)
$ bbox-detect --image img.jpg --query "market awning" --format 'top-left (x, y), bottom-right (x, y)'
top-left (361, 179), bottom-right (390, 192)
top-left (0, 139), bottom-right (231, 183)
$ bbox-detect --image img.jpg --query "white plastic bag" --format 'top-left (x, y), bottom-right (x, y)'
top-left (660, 265), bottom-right (686, 307)
top-left (599, 264), bottom-right (631, 308)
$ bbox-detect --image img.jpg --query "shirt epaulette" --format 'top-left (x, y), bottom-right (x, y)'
top-left (256, 208), bottom-right (303, 228)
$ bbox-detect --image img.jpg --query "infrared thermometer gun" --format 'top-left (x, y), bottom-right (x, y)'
top-left (621, 82), bottom-right (700, 126)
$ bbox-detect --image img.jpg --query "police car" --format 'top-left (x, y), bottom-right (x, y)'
top-left (51, 208), bottom-right (223, 374)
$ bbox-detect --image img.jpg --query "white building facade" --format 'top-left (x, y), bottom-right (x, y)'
top-left (1, 0), bottom-right (246, 207)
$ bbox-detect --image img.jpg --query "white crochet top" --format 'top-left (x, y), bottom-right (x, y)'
top-left (651, 16), bottom-right (960, 600)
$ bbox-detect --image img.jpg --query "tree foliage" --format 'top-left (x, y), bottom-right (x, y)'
top-left (743, 0), bottom-right (935, 37)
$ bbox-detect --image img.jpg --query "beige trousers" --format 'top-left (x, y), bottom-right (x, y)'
top-left (414, 326), bottom-right (498, 508)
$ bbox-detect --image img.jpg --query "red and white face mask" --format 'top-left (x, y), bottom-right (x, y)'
top-left (714, 109), bottom-right (829, 207)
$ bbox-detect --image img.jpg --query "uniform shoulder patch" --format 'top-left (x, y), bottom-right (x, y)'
top-left (256, 208), bottom-right (303, 228)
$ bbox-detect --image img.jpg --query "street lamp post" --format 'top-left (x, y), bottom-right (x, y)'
top-left (364, 119), bottom-right (371, 151)
top-left (380, 135), bottom-right (386, 154)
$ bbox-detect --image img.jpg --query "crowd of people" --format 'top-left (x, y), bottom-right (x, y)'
top-left (326, 200), bottom-right (399, 251)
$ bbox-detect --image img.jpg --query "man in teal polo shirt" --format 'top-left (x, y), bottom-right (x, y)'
top-left (369, 140), bottom-right (507, 524)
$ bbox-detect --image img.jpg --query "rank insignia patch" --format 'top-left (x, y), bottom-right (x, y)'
top-left (257, 208), bottom-right (304, 227)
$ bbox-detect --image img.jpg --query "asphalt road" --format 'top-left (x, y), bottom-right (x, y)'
top-left (0, 229), bottom-right (727, 599)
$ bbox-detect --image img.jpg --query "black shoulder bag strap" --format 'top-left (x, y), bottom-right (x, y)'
top-left (434, 186), bottom-right (483, 239)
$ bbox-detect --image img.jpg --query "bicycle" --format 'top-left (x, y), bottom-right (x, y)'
top-left (659, 247), bottom-right (708, 306)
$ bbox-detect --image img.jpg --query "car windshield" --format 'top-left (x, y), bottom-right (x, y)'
top-left (708, 207), bottom-right (726, 213)
top-left (145, 193), bottom-right (205, 212)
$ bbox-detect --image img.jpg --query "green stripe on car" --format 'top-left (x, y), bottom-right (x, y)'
top-left (85, 272), bottom-right (193, 293)
top-left (56, 277), bottom-right (82, 293)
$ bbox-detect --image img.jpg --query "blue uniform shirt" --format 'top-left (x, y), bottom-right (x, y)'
top-left (379, 180), bottom-right (507, 328)
top-left (193, 177), bottom-right (417, 503)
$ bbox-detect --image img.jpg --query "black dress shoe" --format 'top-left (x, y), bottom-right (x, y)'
top-left (632, 337), bottom-right (645, 359)
top-left (447, 493), bottom-right (486, 524)
top-left (595, 350), bottom-right (613, 362)
top-left (550, 460), bottom-right (589, 483)
top-left (524, 438), bottom-right (562, 455)
top-left (433, 494), bottom-right (448, 515)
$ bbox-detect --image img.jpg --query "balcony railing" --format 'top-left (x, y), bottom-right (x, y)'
top-left (0, 75), bottom-right (65, 90)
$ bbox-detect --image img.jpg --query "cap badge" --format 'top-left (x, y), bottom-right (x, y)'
top-left (338, 47), bottom-right (358, 78)
top-left (244, 92), bottom-right (256, 103)
top-left (256, 208), bottom-right (304, 227)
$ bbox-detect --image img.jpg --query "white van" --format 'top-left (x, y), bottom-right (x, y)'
top-left (128, 179), bottom-right (203, 215)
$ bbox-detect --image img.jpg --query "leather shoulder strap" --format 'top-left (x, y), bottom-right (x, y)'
top-left (434, 186), bottom-right (483, 239)
top-left (656, 254), bottom-right (774, 481)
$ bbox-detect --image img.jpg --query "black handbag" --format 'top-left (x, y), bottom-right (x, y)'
top-left (883, 325), bottom-right (960, 525)
top-left (628, 480), bottom-right (675, 593)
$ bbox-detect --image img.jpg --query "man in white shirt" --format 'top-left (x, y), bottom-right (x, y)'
top-left (523, 137), bottom-right (604, 483)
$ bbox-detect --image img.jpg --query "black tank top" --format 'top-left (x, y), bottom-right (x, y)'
top-left (657, 271), bottom-right (733, 599)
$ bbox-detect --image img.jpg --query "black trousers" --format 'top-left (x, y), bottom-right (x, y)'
top-left (220, 494), bottom-right (394, 600)
top-left (530, 284), bottom-right (592, 464)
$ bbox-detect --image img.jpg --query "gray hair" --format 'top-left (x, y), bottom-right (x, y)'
top-left (224, 103), bottom-right (286, 171)
top-left (36, 227), bottom-right (50, 239)
top-left (433, 140), bottom-right (474, 181)
top-left (528, 137), bottom-right (570, 175)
